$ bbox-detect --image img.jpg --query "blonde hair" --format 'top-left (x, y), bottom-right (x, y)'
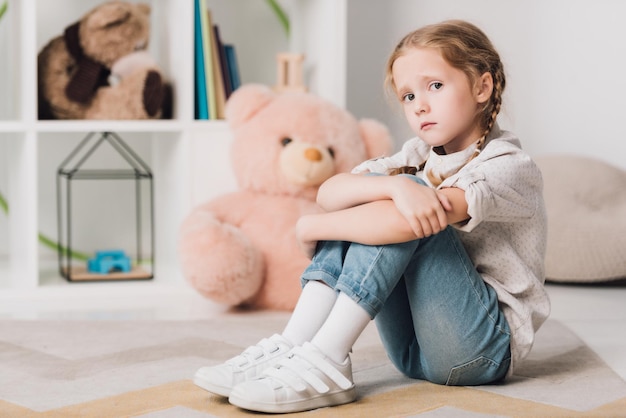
top-left (385, 20), bottom-right (505, 184)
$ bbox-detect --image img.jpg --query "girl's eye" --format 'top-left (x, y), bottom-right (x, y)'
top-left (281, 137), bottom-right (293, 146)
top-left (429, 82), bottom-right (443, 91)
top-left (402, 93), bottom-right (415, 103)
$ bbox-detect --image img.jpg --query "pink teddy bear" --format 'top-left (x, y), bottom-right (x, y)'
top-left (178, 84), bottom-right (393, 310)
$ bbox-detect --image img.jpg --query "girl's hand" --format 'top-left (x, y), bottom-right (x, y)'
top-left (295, 215), bottom-right (318, 259)
top-left (390, 177), bottom-right (451, 238)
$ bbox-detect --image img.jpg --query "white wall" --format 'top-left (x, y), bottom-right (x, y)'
top-left (347, 0), bottom-right (626, 169)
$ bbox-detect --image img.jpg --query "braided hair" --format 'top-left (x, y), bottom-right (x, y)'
top-left (385, 20), bottom-right (506, 184)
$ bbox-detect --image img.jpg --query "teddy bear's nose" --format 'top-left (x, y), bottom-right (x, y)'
top-left (304, 148), bottom-right (323, 162)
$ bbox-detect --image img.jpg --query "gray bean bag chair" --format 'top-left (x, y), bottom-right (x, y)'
top-left (536, 155), bottom-right (626, 283)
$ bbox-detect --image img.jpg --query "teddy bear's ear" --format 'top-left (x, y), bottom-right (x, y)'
top-left (358, 118), bottom-right (394, 159)
top-left (137, 3), bottom-right (151, 17)
top-left (63, 21), bottom-right (108, 104)
top-left (83, 2), bottom-right (135, 30)
top-left (225, 84), bottom-right (276, 129)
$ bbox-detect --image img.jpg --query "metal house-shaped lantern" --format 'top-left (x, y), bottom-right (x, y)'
top-left (56, 132), bottom-right (154, 281)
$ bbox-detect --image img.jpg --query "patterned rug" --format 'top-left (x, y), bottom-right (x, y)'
top-left (1, 312), bottom-right (625, 417)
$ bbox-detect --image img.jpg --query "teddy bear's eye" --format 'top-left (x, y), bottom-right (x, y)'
top-left (281, 138), bottom-right (293, 147)
top-left (327, 147), bottom-right (336, 159)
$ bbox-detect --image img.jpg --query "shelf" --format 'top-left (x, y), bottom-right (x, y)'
top-left (34, 120), bottom-right (186, 133)
top-left (24, 119), bottom-right (229, 134)
top-left (0, 122), bottom-right (25, 132)
top-left (0, 0), bottom-right (348, 294)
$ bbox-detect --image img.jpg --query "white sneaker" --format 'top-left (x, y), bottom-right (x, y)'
top-left (228, 342), bottom-right (356, 413)
top-left (194, 334), bottom-right (292, 397)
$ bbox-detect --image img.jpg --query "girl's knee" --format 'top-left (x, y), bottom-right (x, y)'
top-left (398, 173), bottom-right (427, 186)
top-left (365, 171), bottom-right (427, 186)
top-left (423, 354), bottom-right (510, 386)
top-left (386, 351), bottom-right (424, 381)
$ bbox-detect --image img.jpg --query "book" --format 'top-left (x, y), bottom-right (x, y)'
top-left (199, 0), bottom-right (217, 119)
top-left (224, 44), bottom-right (241, 91)
top-left (193, 0), bottom-right (208, 119)
top-left (213, 24), bottom-right (233, 98)
top-left (207, 11), bottom-right (226, 119)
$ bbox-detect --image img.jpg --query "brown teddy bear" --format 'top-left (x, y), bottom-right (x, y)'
top-left (37, 1), bottom-right (171, 120)
top-left (178, 84), bottom-right (394, 310)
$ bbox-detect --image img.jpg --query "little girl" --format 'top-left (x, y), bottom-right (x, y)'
top-left (194, 19), bottom-right (550, 414)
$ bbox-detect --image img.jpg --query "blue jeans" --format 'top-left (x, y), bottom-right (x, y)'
top-left (300, 176), bottom-right (511, 386)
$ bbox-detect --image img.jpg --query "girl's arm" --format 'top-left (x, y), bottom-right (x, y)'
top-left (297, 179), bottom-right (470, 257)
top-left (296, 200), bottom-right (415, 257)
top-left (317, 173), bottom-right (469, 233)
top-left (315, 173), bottom-right (395, 211)
top-left (317, 173), bottom-right (448, 239)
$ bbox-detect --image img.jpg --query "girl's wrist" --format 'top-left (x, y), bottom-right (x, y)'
top-left (390, 175), bottom-right (416, 202)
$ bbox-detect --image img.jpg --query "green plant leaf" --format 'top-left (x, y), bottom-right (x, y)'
top-left (0, 190), bottom-right (7, 215)
top-left (266, 0), bottom-right (289, 37)
top-left (1, 189), bottom-right (90, 261)
top-left (0, 2), bottom-right (7, 21)
top-left (39, 233), bottom-right (91, 261)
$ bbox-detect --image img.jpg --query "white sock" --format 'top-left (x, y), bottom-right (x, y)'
top-left (282, 280), bottom-right (338, 346)
top-left (311, 292), bottom-right (371, 364)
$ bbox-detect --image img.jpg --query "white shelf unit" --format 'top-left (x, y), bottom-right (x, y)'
top-left (0, 0), bottom-right (347, 294)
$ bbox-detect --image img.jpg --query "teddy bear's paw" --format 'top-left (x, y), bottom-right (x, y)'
top-left (143, 70), bottom-right (164, 117)
top-left (179, 217), bottom-right (266, 306)
top-left (183, 243), bottom-right (265, 306)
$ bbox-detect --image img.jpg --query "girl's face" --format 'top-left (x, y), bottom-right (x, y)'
top-left (392, 47), bottom-right (492, 153)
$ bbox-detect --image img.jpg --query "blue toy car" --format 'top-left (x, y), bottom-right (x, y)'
top-left (87, 250), bottom-right (132, 274)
